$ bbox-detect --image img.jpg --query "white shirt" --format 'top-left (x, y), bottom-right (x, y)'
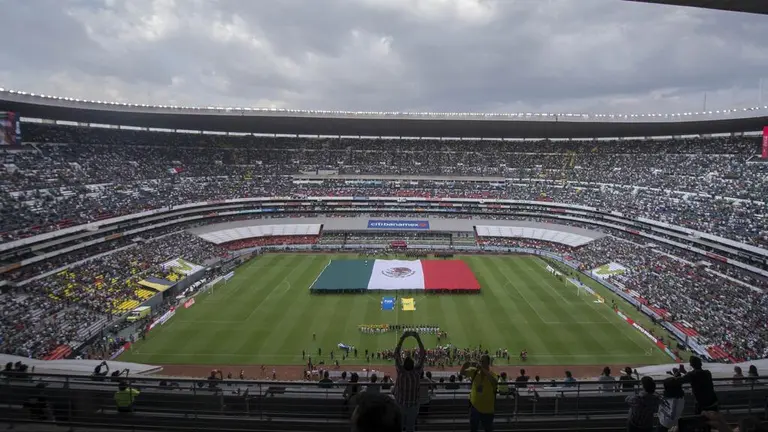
top-left (598, 375), bottom-right (616, 392)
top-left (658, 396), bottom-right (685, 428)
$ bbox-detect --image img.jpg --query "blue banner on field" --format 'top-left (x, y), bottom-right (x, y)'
top-left (367, 220), bottom-right (430, 230)
top-left (381, 297), bottom-right (395, 310)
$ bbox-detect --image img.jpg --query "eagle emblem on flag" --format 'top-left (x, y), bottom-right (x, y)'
top-left (383, 267), bottom-right (415, 278)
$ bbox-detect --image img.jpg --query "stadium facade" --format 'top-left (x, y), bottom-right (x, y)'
top-left (2, 90), bottom-right (768, 139)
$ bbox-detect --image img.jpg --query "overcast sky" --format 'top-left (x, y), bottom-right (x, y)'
top-left (0, 0), bottom-right (767, 114)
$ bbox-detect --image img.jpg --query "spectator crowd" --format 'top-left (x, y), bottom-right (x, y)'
top-left (566, 237), bottom-right (768, 362)
top-left (1, 125), bottom-right (765, 247)
top-left (0, 232), bottom-right (226, 358)
top-left (0, 124), bottom-right (766, 363)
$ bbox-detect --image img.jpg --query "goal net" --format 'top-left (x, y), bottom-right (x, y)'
top-left (566, 278), bottom-right (602, 303)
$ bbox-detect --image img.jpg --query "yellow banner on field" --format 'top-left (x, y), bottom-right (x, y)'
top-left (401, 298), bottom-right (416, 311)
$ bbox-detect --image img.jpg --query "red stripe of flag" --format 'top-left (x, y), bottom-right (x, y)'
top-left (422, 260), bottom-right (481, 291)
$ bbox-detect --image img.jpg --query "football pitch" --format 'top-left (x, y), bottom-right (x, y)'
top-left (119, 254), bottom-right (672, 367)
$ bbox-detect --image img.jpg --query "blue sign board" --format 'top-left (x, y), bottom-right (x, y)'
top-left (381, 297), bottom-right (396, 311)
top-left (367, 220), bottom-right (430, 230)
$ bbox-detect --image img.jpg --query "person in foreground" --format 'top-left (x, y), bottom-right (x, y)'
top-left (679, 356), bottom-right (718, 414)
top-left (392, 330), bottom-right (425, 432)
top-left (461, 354), bottom-right (498, 432)
top-left (114, 380), bottom-right (140, 413)
top-left (351, 392), bottom-right (402, 432)
top-left (625, 376), bottom-right (660, 432)
top-left (657, 377), bottom-right (685, 431)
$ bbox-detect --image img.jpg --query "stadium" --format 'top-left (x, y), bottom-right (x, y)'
top-left (1, 1), bottom-right (768, 431)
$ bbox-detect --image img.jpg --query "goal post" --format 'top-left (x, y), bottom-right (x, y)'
top-left (567, 278), bottom-right (607, 304)
top-left (566, 278), bottom-right (590, 298)
top-left (565, 278), bottom-right (583, 296)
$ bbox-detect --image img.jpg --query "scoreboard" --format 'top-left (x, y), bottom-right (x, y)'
top-left (0, 111), bottom-right (21, 146)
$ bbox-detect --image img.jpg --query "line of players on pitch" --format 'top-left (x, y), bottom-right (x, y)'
top-left (358, 325), bottom-right (446, 338)
top-left (303, 340), bottom-right (530, 370)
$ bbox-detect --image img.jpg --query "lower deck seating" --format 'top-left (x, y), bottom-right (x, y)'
top-left (0, 376), bottom-right (766, 432)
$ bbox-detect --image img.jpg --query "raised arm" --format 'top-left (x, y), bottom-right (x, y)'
top-left (394, 331), bottom-right (408, 370)
top-left (483, 367), bottom-right (498, 386)
top-left (460, 361), bottom-right (473, 378)
top-left (413, 332), bottom-right (426, 370)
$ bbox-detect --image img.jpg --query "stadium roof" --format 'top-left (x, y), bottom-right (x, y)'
top-left (2, 91), bottom-right (767, 139)
top-left (626, 0), bottom-right (768, 15)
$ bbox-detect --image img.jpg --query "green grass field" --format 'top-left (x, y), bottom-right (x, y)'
top-left (119, 254), bottom-right (672, 367)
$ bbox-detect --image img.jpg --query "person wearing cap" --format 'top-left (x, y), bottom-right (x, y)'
top-left (114, 381), bottom-right (140, 413)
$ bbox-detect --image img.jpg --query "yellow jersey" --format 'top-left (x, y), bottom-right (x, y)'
top-left (114, 388), bottom-right (140, 408)
top-left (466, 367), bottom-right (498, 414)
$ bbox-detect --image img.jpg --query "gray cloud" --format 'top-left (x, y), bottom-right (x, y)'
top-left (0, 0), bottom-right (766, 114)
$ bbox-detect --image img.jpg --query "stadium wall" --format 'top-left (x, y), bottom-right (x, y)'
top-left (0, 354), bottom-right (161, 376)
top-left (189, 216), bottom-right (604, 238)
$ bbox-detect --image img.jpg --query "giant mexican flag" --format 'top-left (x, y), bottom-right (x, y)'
top-left (310, 259), bottom-right (481, 291)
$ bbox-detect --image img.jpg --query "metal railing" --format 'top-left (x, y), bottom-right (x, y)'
top-left (1, 372), bottom-right (766, 431)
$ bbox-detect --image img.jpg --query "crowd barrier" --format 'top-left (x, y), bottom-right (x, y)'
top-left (1, 373), bottom-right (766, 431)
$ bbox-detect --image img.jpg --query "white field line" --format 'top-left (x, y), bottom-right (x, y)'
top-left (531, 258), bottom-right (655, 353)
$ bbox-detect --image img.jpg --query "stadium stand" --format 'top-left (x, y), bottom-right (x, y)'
top-left (567, 237), bottom-right (768, 362)
top-left (1, 125), bottom-right (765, 247)
top-left (0, 124), bottom-right (766, 405)
top-left (0, 366), bottom-right (766, 431)
top-left (0, 231), bottom-right (227, 358)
